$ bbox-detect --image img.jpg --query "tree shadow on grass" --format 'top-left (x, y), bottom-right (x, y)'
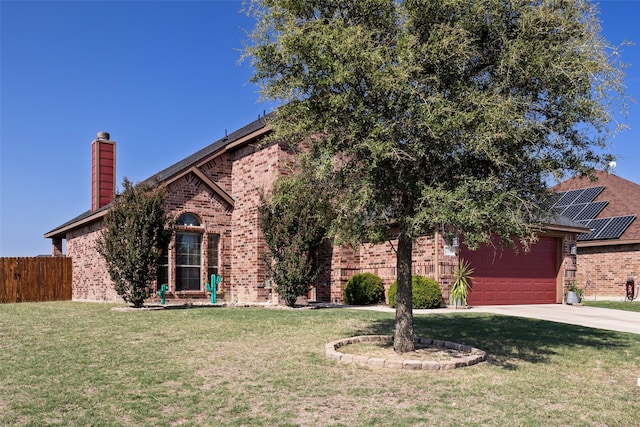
top-left (352, 312), bottom-right (633, 369)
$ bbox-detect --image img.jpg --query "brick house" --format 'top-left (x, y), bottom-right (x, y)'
top-left (44, 117), bottom-right (584, 306)
top-left (551, 171), bottom-right (639, 300)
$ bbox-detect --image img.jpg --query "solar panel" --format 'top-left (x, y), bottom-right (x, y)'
top-left (556, 198), bottom-right (608, 222)
top-left (561, 203), bottom-right (588, 221)
top-left (577, 218), bottom-right (610, 241)
top-left (577, 216), bottom-right (635, 241)
top-left (552, 205), bottom-right (567, 216)
top-left (597, 216), bottom-right (636, 240)
top-left (577, 218), bottom-right (593, 227)
top-left (546, 193), bottom-right (563, 207)
top-left (574, 201), bottom-right (608, 221)
top-left (553, 185), bottom-right (632, 242)
top-left (554, 189), bottom-right (582, 207)
top-left (573, 186), bottom-right (605, 204)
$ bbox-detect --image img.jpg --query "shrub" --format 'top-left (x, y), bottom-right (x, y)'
top-left (343, 273), bottom-right (385, 305)
top-left (97, 178), bottom-right (173, 308)
top-left (449, 259), bottom-right (474, 307)
top-left (387, 276), bottom-right (443, 309)
top-left (259, 173), bottom-right (333, 307)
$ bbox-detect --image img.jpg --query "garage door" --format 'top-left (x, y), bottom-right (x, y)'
top-left (459, 237), bottom-right (559, 305)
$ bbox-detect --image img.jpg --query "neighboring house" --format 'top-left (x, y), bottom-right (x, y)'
top-left (551, 171), bottom-right (640, 300)
top-left (44, 117), bottom-right (584, 306)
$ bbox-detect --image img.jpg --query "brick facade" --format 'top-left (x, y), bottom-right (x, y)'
top-left (229, 143), bottom-right (294, 303)
top-left (577, 244), bottom-right (640, 300)
top-left (551, 171), bottom-right (640, 300)
top-left (321, 235), bottom-right (459, 304)
top-left (47, 123), bottom-right (581, 306)
top-left (163, 167), bottom-right (234, 297)
top-left (66, 220), bottom-right (119, 302)
top-left (325, 233), bottom-right (579, 305)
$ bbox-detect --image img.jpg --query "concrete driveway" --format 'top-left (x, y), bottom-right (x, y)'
top-left (346, 304), bottom-right (640, 335)
top-left (466, 304), bottom-right (640, 335)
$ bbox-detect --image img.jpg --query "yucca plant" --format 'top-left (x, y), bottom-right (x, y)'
top-left (449, 259), bottom-right (474, 308)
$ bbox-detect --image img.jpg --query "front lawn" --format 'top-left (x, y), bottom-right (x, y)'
top-left (584, 300), bottom-right (640, 313)
top-left (1, 302), bottom-right (639, 426)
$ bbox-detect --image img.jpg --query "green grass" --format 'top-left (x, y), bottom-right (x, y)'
top-left (584, 300), bottom-right (640, 313)
top-left (1, 302), bottom-right (640, 426)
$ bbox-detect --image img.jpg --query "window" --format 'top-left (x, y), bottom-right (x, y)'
top-left (176, 232), bottom-right (202, 291)
top-left (156, 244), bottom-right (169, 290)
top-left (176, 213), bottom-right (201, 227)
top-left (208, 233), bottom-right (220, 281)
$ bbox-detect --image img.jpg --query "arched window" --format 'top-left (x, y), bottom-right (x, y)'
top-left (158, 212), bottom-right (220, 294)
top-left (175, 232), bottom-right (202, 291)
top-left (176, 213), bottom-right (201, 227)
top-left (174, 213), bottom-right (203, 291)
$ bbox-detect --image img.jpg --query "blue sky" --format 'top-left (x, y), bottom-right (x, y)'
top-left (1, 0), bottom-right (639, 257)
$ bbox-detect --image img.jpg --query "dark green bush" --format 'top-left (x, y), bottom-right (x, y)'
top-left (387, 276), bottom-right (443, 309)
top-left (343, 273), bottom-right (385, 305)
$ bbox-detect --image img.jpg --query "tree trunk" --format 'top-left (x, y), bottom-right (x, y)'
top-left (394, 231), bottom-right (415, 352)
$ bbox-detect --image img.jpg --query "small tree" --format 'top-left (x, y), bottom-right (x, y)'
top-left (259, 171), bottom-right (332, 307)
top-left (97, 178), bottom-right (173, 308)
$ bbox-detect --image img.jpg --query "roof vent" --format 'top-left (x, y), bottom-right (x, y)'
top-left (97, 131), bottom-right (110, 140)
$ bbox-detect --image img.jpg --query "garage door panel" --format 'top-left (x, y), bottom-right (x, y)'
top-left (461, 237), bottom-right (559, 305)
top-left (480, 290), bottom-right (498, 305)
top-left (521, 290), bottom-right (533, 301)
top-left (469, 278), bottom-right (557, 305)
top-left (496, 291), bottom-right (510, 304)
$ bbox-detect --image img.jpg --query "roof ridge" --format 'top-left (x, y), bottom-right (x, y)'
top-left (44, 114), bottom-right (272, 238)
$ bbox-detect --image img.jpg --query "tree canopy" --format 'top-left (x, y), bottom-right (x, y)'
top-left (97, 178), bottom-right (173, 308)
top-left (245, 0), bottom-right (627, 351)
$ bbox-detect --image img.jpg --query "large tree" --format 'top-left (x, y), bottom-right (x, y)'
top-left (245, 0), bottom-right (626, 351)
top-left (97, 178), bottom-right (173, 308)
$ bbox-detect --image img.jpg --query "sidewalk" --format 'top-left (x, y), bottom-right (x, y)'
top-left (345, 304), bottom-right (640, 335)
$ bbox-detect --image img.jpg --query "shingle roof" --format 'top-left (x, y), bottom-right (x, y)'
top-left (542, 212), bottom-right (589, 231)
top-left (46, 112), bottom-right (602, 241)
top-left (145, 114), bottom-right (270, 185)
top-left (550, 171), bottom-right (640, 242)
top-left (44, 115), bottom-right (270, 239)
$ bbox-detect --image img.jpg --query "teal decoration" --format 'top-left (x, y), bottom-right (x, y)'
top-left (157, 284), bottom-right (169, 305)
top-left (205, 274), bottom-right (221, 304)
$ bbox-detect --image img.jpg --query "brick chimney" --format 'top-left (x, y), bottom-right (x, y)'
top-left (91, 132), bottom-right (116, 211)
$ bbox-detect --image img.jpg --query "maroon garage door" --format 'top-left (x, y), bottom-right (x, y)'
top-left (459, 237), bottom-right (560, 305)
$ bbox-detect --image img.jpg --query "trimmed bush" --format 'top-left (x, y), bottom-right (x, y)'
top-left (388, 276), bottom-right (443, 309)
top-left (343, 273), bottom-right (385, 305)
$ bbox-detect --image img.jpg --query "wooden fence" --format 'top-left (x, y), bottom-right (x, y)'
top-left (0, 257), bottom-right (72, 303)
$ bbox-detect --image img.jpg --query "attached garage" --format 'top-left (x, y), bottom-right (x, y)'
top-left (460, 236), bottom-right (561, 305)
